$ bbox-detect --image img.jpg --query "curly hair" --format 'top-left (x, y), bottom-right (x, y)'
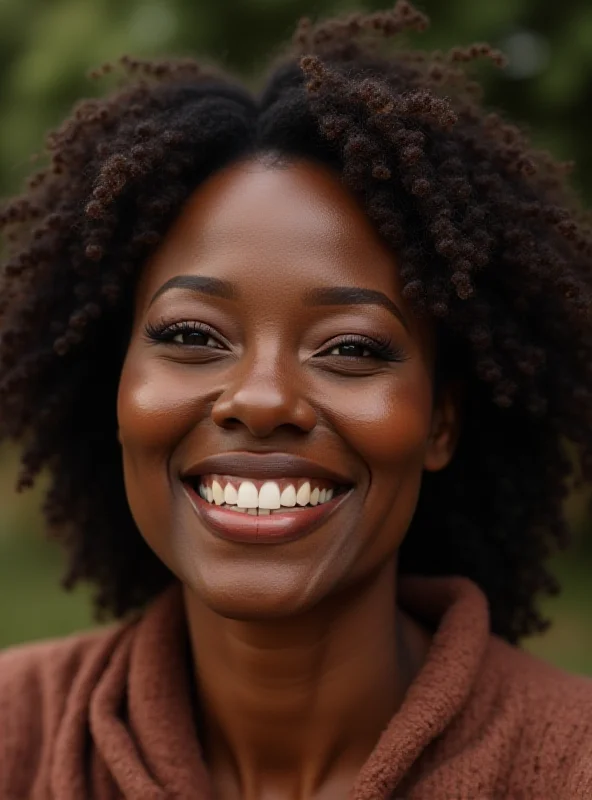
top-left (1, 0), bottom-right (591, 644)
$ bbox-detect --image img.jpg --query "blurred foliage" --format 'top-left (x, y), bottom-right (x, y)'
top-left (0, 0), bottom-right (591, 671)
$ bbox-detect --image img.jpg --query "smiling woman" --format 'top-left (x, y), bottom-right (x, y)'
top-left (117, 159), bottom-right (452, 624)
top-left (1, 2), bottom-right (592, 799)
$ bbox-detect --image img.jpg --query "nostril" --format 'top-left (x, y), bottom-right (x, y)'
top-left (221, 417), bottom-right (242, 428)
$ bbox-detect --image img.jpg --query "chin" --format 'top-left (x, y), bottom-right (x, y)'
top-left (182, 561), bottom-right (330, 621)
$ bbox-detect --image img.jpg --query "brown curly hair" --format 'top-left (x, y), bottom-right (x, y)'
top-left (1, 1), bottom-right (591, 643)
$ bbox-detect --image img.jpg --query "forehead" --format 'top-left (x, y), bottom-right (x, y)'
top-left (135, 157), bottom-right (404, 307)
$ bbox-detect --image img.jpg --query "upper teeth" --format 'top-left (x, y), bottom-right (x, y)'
top-left (197, 477), bottom-right (335, 509)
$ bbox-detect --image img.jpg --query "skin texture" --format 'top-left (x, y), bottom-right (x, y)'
top-left (117, 157), bottom-right (459, 799)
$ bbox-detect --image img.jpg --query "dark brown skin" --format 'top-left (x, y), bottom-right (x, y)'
top-left (117, 157), bottom-right (459, 800)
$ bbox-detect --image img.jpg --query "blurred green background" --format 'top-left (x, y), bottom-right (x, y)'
top-left (1, 0), bottom-right (592, 672)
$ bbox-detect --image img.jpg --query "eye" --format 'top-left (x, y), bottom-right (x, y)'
top-left (144, 320), bottom-right (226, 349)
top-left (171, 329), bottom-right (223, 348)
top-left (319, 334), bottom-right (405, 362)
top-left (328, 342), bottom-right (373, 358)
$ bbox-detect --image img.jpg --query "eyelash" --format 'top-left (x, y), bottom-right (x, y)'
top-left (324, 333), bottom-right (406, 362)
top-left (144, 320), bottom-right (406, 363)
top-left (145, 319), bottom-right (221, 346)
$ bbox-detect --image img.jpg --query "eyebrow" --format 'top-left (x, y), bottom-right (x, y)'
top-left (148, 275), bottom-right (409, 331)
top-left (304, 286), bottom-right (409, 331)
top-left (148, 275), bottom-right (235, 307)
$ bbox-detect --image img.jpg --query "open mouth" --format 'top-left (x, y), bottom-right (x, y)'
top-left (185, 474), bottom-right (350, 516)
top-left (183, 471), bottom-right (353, 544)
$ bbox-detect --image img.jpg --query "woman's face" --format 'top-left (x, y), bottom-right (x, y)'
top-left (118, 157), bottom-right (457, 619)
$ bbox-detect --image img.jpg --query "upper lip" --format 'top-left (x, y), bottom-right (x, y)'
top-left (181, 452), bottom-right (354, 486)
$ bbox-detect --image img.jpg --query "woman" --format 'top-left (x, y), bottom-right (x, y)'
top-left (1, 2), bottom-right (591, 798)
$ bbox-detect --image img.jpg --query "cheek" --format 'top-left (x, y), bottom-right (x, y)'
top-left (320, 366), bottom-right (435, 584)
top-left (343, 368), bottom-right (435, 573)
top-left (117, 354), bottom-right (189, 454)
top-left (116, 350), bottom-right (199, 551)
top-left (332, 368), bottom-right (434, 474)
top-left (117, 340), bottom-right (218, 460)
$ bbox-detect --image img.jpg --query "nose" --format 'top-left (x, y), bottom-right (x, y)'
top-left (210, 355), bottom-right (317, 438)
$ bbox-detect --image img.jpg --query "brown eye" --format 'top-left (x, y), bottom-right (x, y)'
top-left (318, 334), bottom-right (406, 363)
top-left (172, 331), bottom-right (222, 348)
top-left (328, 343), bottom-right (372, 358)
top-left (144, 320), bottom-right (227, 349)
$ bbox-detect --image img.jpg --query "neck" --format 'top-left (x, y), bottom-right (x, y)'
top-left (183, 563), bottom-right (428, 800)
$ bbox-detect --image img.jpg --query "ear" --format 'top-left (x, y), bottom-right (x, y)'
top-left (423, 381), bottom-right (462, 472)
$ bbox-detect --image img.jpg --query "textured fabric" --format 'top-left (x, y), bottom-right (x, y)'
top-left (1, 575), bottom-right (591, 799)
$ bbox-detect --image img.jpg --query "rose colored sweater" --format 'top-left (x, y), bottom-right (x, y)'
top-left (1, 576), bottom-right (591, 799)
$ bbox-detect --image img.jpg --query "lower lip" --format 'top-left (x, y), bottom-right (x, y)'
top-left (184, 484), bottom-right (351, 544)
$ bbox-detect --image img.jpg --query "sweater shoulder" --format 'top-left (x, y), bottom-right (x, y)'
top-left (0, 624), bottom-right (122, 699)
top-left (485, 636), bottom-right (592, 796)
top-left (0, 624), bottom-right (127, 797)
top-left (487, 635), bottom-right (592, 713)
